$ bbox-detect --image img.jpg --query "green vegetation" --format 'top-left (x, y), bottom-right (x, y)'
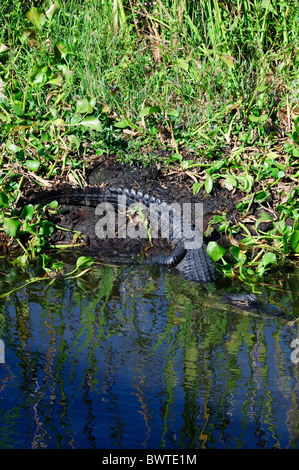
top-left (0, 0), bottom-right (298, 284)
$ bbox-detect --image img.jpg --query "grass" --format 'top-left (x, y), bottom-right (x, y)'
top-left (0, 0), bottom-right (298, 284)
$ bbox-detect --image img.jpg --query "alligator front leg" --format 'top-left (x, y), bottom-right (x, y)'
top-left (151, 242), bottom-right (187, 267)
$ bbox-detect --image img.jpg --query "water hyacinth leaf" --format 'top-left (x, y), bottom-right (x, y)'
top-left (11, 104), bottom-right (24, 117)
top-left (167, 109), bottom-right (179, 118)
top-left (45, 2), bottom-right (61, 20)
top-left (114, 120), bottom-right (129, 129)
top-left (262, 252), bottom-right (276, 266)
top-left (249, 114), bottom-right (268, 123)
top-left (220, 263), bottom-right (233, 275)
top-left (290, 230), bottom-right (299, 253)
top-left (0, 192), bottom-right (9, 208)
top-left (79, 117), bottom-right (102, 131)
top-left (140, 106), bottom-right (161, 117)
top-left (47, 74), bottom-right (63, 86)
top-left (207, 241), bottom-right (226, 261)
top-left (47, 201), bottom-right (58, 209)
top-left (255, 212), bottom-right (273, 229)
top-left (76, 256), bottom-right (94, 268)
top-left (21, 204), bottom-right (35, 221)
top-left (25, 160), bottom-right (40, 172)
top-left (205, 175), bottom-right (213, 194)
top-left (3, 218), bottom-right (21, 237)
top-left (175, 58), bottom-right (189, 71)
top-left (53, 118), bottom-right (65, 128)
top-left (67, 135), bottom-right (81, 149)
top-left (26, 7), bottom-right (47, 29)
top-left (192, 182), bottom-right (204, 195)
top-left (219, 54), bottom-right (235, 69)
top-left (6, 141), bottom-right (22, 153)
top-left (223, 174), bottom-right (237, 190)
top-left (229, 246), bottom-right (240, 260)
top-left (41, 253), bottom-right (50, 269)
top-left (0, 44), bottom-right (9, 53)
top-left (13, 253), bottom-right (29, 268)
top-left (76, 98), bottom-right (94, 114)
top-left (54, 42), bottom-right (69, 59)
top-left (254, 191), bottom-right (269, 203)
top-left (39, 221), bottom-right (54, 237)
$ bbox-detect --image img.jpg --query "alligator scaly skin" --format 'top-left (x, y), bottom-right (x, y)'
top-left (26, 186), bottom-right (216, 283)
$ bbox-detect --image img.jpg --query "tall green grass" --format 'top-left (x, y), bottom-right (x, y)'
top-left (0, 0), bottom-right (298, 278)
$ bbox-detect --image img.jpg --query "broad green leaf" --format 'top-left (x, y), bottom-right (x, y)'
top-left (223, 174), bottom-right (237, 190)
top-left (3, 218), bottom-right (21, 237)
top-left (39, 221), bottom-right (54, 237)
top-left (249, 114), bottom-right (268, 123)
top-left (192, 182), bottom-right (204, 195)
top-left (290, 230), bottom-right (299, 253)
top-left (11, 104), bottom-right (24, 117)
top-left (20, 28), bottom-right (36, 44)
top-left (26, 7), bottom-right (47, 29)
top-left (219, 54), bottom-right (235, 69)
top-left (140, 106), bottom-right (161, 117)
top-left (53, 118), bottom-right (65, 127)
top-left (13, 253), bottom-right (29, 268)
top-left (76, 256), bottom-right (94, 268)
top-left (76, 98), bottom-right (94, 114)
top-left (47, 74), bottom-right (62, 86)
top-left (0, 192), bottom-right (9, 208)
top-left (41, 253), bottom-right (50, 269)
top-left (54, 42), bottom-right (69, 59)
top-left (205, 175), bottom-right (213, 194)
top-left (52, 261), bottom-right (65, 270)
top-left (25, 160), bottom-right (40, 172)
top-left (207, 241), bottom-right (226, 261)
top-left (67, 135), bottom-right (80, 149)
top-left (255, 212), bottom-right (273, 229)
top-left (0, 44), bottom-right (9, 53)
top-left (6, 141), bottom-right (22, 153)
top-left (114, 120), bottom-right (129, 128)
top-left (262, 252), bottom-right (276, 266)
top-left (21, 204), bottom-right (35, 221)
top-left (229, 246), bottom-right (240, 260)
top-left (45, 2), bottom-right (61, 20)
top-left (254, 191), bottom-right (269, 202)
top-left (80, 117), bottom-right (102, 132)
top-left (167, 109), bottom-right (179, 118)
top-left (175, 58), bottom-right (189, 71)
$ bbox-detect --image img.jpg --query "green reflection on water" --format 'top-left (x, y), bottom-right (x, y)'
top-left (0, 259), bottom-right (298, 449)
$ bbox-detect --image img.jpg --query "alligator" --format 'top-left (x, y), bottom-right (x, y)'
top-left (24, 185), bottom-right (288, 318)
top-left (221, 292), bottom-right (285, 317)
top-left (25, 185), bottom-right (216, 283)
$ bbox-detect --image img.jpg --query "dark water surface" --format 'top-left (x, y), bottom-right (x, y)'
top-left (0, 259), bottom-right (299, 449)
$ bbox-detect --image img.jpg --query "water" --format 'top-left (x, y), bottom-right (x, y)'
top-left (0, 259), bottom-right (299, 449)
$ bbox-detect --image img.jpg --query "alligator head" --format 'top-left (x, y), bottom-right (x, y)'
top-left (221, 292), bottom-right (285, 318)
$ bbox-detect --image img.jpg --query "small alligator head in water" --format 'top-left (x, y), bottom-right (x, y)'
top-left (221, 292), bottom-right (285, 318)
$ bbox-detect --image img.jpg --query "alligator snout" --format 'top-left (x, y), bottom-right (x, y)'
top-left (221, 292), bottom-right (285, 318)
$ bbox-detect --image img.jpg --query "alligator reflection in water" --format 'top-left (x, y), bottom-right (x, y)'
top-left (0, 261), bottom-right (299, 449)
